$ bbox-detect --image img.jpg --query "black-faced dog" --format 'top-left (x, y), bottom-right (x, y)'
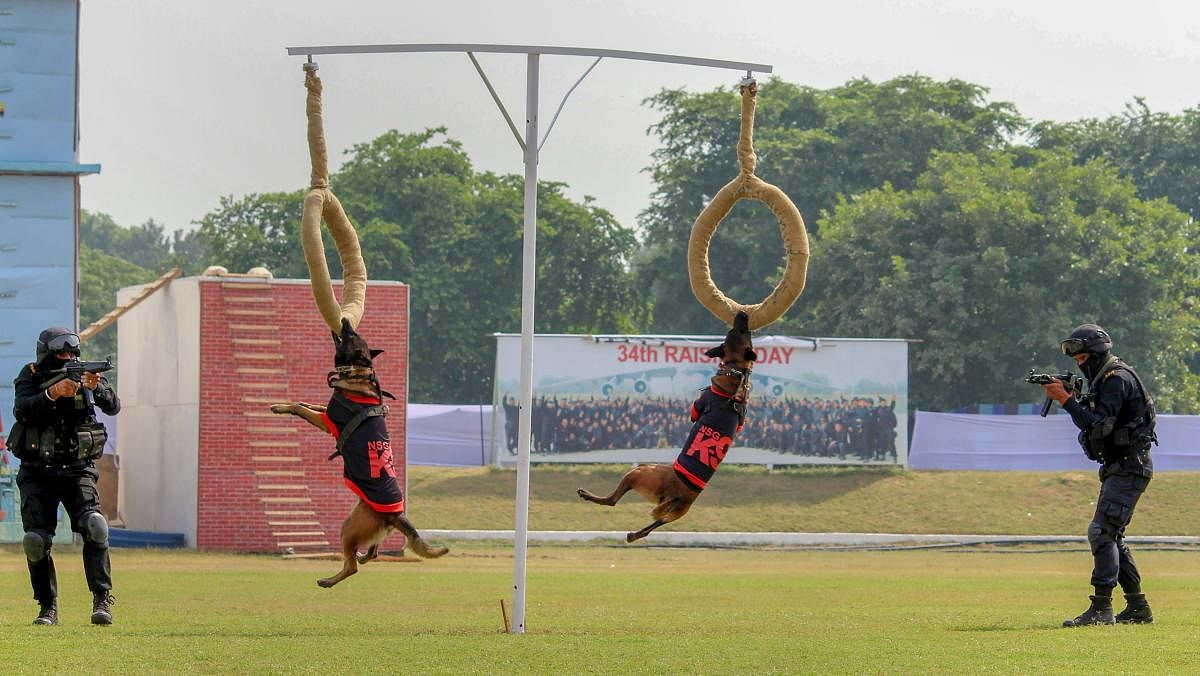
top-left (577, 311), bottom-right (756, 541)
top-left (271, 318), bottom-right (448, 587)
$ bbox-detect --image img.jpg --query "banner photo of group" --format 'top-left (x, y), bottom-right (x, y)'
top-left (492, 334), bottom-right (909, 466)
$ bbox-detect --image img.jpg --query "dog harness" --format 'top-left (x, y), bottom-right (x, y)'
top-left (673, 387), bottom-right (743, 492)
top-left (322, 391), bottom-right (404, 513)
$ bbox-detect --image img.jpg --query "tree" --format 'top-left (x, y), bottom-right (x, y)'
top-left (1032, 100), bottom-right (1200, 222)
top-left (81, 210), bottom-right (175, 272)
top-left (637, 75), bottom-right (1026, 333)
top-left (78, 244), bottom-right (158, 371)
top-left (332, 128), bottom-right (649, 402)
top-left (781, 150), bottom-right (1200, 413)
top-left (187, 191), bottom-right (312, 278)
top-left (184, 129), bottom-right (649, 402)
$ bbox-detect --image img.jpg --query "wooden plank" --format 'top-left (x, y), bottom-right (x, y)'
top-left (221, 281), bottom-right (270, 290)
top-left (234, 338), bottom-right (280, 346)
top-left (246, 426), bottom-right (296, 434)
top-left (251, 456), bottom-right (303, 463)
top-left (224, 296), bottom-right (274, 304)
top-left (263, 510), bottom-right (316, 516)
top-left (229, 324), bottom-right (279, 331)
top-left (79, 268), bottom-right (182, 342)
top-left (272, 531), bottom-right (326, 537)
top-left (260, 497), bottom-right (312, 504)
top-left (268, 520), bottom-right (321, 526)
top-left (281, 552), bottom-right (339, 559)
top-left (236, 367), bottom-right (286, 375)
top-left (255, 470), bottom-right (305, 477)
top-left (238, 383), bottom-right (287, 390)
top-left (249, 441), bottom-right (300, 448)
top-left (257, 484), bottom-right (308, 491)
top-left (234, 353), bottom-right (285, 360)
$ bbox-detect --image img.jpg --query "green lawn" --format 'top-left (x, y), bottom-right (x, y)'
top-left (407, 464), bottom-right (1200, 536)
top-left (2, 545), bottom-right (1197, 674)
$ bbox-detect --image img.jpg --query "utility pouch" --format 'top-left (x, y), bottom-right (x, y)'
top-left (30, 426), bottom-right (59, 463)
top-left (74, 422), bottom-right (108, 461)
top-left (5, 420), bottom-right (28, 460)
top-left (1112, 428), bottom-right (1131, 447)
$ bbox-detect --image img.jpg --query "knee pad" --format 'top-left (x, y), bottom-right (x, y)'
top-left (1087, 520), bottom-right (1108, 554)
top-left (22, 531), bottom-right (50, 563)
top-left (83, 511), bottom-right (109, 547)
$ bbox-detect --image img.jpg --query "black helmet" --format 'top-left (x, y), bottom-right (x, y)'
top-left (36, 327), bottom-right (80, 363)
top-left (1060, 323), bottom-right (1112, 357)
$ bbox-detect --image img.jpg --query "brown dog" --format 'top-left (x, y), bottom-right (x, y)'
top-left (577, 311), bottom-right (757, 542)
top-left (271, 319), bottom-right (448, 587)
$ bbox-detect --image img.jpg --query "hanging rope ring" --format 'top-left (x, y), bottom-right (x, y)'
top-left (300, 63), bottom-right (368, 332)
top-left (687, 81), bottom-right (810, 331)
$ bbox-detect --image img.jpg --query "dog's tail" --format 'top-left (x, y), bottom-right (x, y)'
top-left (390, 513), bottom-right (449, 559)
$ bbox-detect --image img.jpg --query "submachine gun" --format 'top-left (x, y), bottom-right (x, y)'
top-left (1025, 369), bottom-right (1083, 417)
top-left (41, 357), bottom-right (114, 407)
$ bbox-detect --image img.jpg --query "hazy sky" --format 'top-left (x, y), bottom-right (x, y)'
top-left (77, 0), bottom-right (1200, 239)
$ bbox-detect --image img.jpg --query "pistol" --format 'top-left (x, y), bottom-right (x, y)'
top-left (1025, 369), bottom-right (1083, 417)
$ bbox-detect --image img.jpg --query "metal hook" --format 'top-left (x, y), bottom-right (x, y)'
top-left (740, 70), bottom-right (755, 87)
top-left (303, 54), bottom-right (319, 72)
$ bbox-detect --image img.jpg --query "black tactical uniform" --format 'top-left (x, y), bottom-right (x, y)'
top-left (8, 328), bottom-right (120, 626)
top-left (1057, 324), bottom-right (1156, 627)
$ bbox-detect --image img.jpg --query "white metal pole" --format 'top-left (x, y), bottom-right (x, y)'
top-left (511, 52), bottom-right (539, 635)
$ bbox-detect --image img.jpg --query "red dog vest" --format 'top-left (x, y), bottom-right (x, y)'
top-left (321, 391), bottom-right (405, 512)
top-left (673, 387), bottom-right (743, 491)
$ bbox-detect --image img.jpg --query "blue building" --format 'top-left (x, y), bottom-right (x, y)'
top-left (0, 0), bottom-right (96, 534)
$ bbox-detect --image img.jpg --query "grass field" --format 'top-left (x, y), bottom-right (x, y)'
top-left (407, 464), bottom-right (1200, 535)
top-left (2, 544), bottom-right (1198, 674)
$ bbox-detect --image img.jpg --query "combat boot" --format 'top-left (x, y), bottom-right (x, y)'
top-left (1115, 592), bottom-right (1153, 624)
top-left (33, 600), bottom-right (57, 626)
top-left (91, 591), bottom-right (115, 625)
top-left (1062, 595), bottom-right (1115, 627)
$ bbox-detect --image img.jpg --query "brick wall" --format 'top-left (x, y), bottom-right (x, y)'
top-left (195, 278), bottom-right (408, 553)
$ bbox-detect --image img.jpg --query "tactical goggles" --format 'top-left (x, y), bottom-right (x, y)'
top-left (46, 332), bottom-right (81, 353)
top-left (1060, 333), bottom-right (1107, 356)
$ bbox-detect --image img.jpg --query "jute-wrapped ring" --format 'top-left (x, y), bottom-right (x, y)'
top-left (301, 64), bottom-right (367, 332)
top-left (687, 82), bottom-right (810, 331)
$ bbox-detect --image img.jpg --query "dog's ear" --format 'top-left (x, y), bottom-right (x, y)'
top-left (704, 345), bottom-right (725, 359)
top-left (744, 347), bottom-right (758, 362)
top-left (369, 348), bottom-right (384, 359)
top-left (331, 330), bottom-right (342, 346)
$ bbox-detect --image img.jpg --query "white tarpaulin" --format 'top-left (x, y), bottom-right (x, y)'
top-left (407, 404), bottom-right (492, 467)
top-left (909, 411), bottom-right (1200, 471)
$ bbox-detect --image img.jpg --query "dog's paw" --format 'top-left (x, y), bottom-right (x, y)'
top-left (576, 488), bottom-right (588, 499)
top-left (269, 404), bottom-right (291, 415)
top-left (625, 532), bottom-right (638, 543)
top-left (317, 578), bottom-right (335, 588)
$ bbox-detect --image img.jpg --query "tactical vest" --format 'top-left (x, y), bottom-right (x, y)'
top-left (1082, 357), bottom-right (1157, 462)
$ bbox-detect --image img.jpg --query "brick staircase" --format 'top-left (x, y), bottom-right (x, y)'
top-left (221, 279), bottom-right (333, 557)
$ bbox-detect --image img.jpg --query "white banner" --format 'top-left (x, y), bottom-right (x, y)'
top-left (493, 334), bottom-right (909, 465)
top-left (910, 411), bottom-right (1200, 471)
